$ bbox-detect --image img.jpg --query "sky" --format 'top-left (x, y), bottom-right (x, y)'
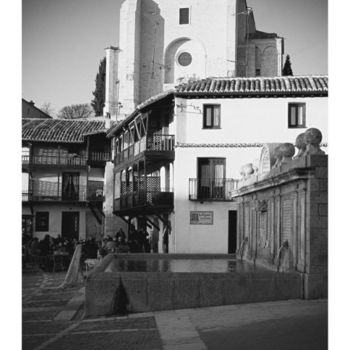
top-left (22, 0), bottom-right (328, 114)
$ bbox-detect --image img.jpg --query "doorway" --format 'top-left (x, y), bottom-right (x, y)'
top-left (61, 212), bottom-right (79, 240)
top-left (62, 172), bottom-right (79, 200)
top-left (228, 210), bottom-right (237, 254)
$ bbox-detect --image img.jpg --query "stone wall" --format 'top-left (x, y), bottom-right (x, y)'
top-left (234, 154), bottom-right (328, 299)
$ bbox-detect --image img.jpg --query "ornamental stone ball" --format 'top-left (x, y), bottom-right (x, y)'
top-left (273, 143), bottom-right (295, 167)
top-left (279, 143), bottom-right (295, 158)
top-left (304, 128), bottom-right (325, 155)
top-left (294, 132), bottom-right (306, 159)
top-left (272, 145), bottom-right (283, 168)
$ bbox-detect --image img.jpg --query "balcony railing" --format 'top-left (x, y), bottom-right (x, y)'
top-left (23, 180), bottom-right (104, 202)
top-left (89, 152), bottom-right (111, 162)
top-left (22, 154), bottom-right (87, 167)
top-left (189, 178), bottom-right (239, 201)
top-left (114, 176), bottom-right (173, 211)
top-left (116, 134), bottom-right (175, 164)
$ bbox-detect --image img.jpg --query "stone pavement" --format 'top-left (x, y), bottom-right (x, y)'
top-left (23, 272), bottom-right (327, 350)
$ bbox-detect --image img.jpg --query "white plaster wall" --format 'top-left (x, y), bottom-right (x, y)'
top-left (32, 204), bottom-right (87, 240)
top-left (171, 95), bottom-right (328, 253)
top-left (175, 97), bottom-right (328, 146)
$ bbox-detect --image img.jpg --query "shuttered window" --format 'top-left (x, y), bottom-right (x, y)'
top-left (288, 103), bottom-right (306, 128)
top-left (203, 105), bottom-right (221, 129)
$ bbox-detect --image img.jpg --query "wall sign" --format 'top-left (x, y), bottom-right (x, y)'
top-left (190, 211), bottom-right (213, 225)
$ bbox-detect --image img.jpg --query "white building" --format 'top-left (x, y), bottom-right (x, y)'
top-left (107, 75), bottom-right (328, 253)
top-left (104, 0), bottom-right (284, 117)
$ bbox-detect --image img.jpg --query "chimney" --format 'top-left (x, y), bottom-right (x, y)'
top-left (103, 46), bottom-right (120, 118)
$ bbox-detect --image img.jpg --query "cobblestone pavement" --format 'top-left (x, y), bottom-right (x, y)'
top-left (23, 272), bottom-right (327, 350)
top-left (22, 272), bottom-right (162, 350)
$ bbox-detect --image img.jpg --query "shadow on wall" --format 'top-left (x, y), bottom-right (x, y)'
top-left (140, 0), bottom-right (165, 102)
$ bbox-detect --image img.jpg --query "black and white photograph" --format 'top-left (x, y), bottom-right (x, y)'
top-left (2, 0), bottom-right (341, 349)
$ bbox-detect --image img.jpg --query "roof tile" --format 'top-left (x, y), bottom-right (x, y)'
top-left (176, 76), bottom-right (328, 96)
top-left (22, 118), bottom-right (108, 143)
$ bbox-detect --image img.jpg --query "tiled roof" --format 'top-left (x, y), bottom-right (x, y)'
top-left (22, 118), bottom-right (109, 143)
top-left (106, 75), bottom-right (328, 137)
top-left (176, 76), bottom-right (328, 96)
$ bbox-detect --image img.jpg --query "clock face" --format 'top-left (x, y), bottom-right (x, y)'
top-left (177, 52), bottom-right (192, 67)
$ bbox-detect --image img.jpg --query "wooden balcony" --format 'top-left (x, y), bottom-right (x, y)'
top-left (113, 176), bottom-right (173, 215)
top-left (189, 178), bottom-right (239, 201)
top-left (115, 134), bottom-right (175, 166)
top-left (22, 154), bottom-right (87, 168)
top-left (23, 180), bottom-right (104, 202)
top-left (88, 152), bottom-right (111, 165)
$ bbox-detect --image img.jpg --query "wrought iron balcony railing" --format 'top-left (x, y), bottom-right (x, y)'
top-left (115, 134), bottom-right (175, 164)
top-left (189, 178), bottom-right (239, 201)
top-left (22, 180), bottom-right (104, 202)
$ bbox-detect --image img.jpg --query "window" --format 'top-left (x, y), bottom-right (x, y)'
top-left (178, 52), bottom-right (192, 66)
top-left (288, 103), bottom-right (306, 128)
top-left (255, 68), bottom-right (261, 76)
top-left (35, 212), bottom-right (49, 231)
top-left (203, 105), bottom-right (221, 129)
top-left (179, 8), bottom-right (190, 24)
top-left (197, 158), bottom-right (226, 199)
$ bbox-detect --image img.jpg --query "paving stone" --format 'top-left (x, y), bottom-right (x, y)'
top-left (22, 335), bottom-right (52, 350)
top-left (76, 317), bottom-right (157, 332)
top-left (22, 310), bottom-right (59, 321)
top-left (22, 321), bottom-right (72, 335)
top-left (45, 331), bottom-right (162, 350)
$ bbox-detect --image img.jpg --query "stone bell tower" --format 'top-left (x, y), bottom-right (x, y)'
top-left (107, 0), bottom-right (284, 120)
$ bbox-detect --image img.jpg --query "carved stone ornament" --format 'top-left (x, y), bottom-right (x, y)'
top-left (257, 200), bottom-right (268, 212)
top-left (304, 128), bottom-right (325, 155)
top-left (240, 163), bottom-right (254, 179)
top-left (294, 132), bottom-right (306, 159)
top-left (272, 143), bottom-right (295, 168)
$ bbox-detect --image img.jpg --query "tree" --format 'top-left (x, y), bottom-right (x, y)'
top-left (91, 57), bottom-right (106, 116)
top-left (57, 104), bottom-right (93, 119)
top-left (282, 55), bottom-right (293, 76)
top-left (40, 102), bottom-right (55, 117)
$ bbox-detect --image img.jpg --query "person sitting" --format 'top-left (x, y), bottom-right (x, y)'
top-left (117, 237), bottom-right (129, 253)
top-left (105, 237), bottom-right (117, 254)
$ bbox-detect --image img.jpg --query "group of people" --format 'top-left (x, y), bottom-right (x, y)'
top-left (98, 226), bottom-right (151, 256)
top-left (22, 234), bottom-right (79, 271)
top-left (22, 224), bottom-right (169, 272)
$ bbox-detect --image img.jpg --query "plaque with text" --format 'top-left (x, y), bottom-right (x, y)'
top-left (190, 211), bottom-right (213, 225)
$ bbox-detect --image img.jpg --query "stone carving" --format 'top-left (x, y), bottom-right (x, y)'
top-left (240, 163), bottom-right (254, 179)
top-left (257, 200), bottom-right (268, 212)
top-left (272, 143), bottom-right (295, 168)
top-left (304, 128), bottom-right (325, 155)
top-left (294, 132), bottom-right (306, 159)
top-left (258, 143), bottom-right (282, 174)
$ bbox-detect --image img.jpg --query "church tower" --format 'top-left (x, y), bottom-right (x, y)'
top-left (105, 0), bottom-right (284, 119)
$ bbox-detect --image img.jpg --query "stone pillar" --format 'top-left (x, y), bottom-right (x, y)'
top-left (104, 46), bottom-right (120, 118)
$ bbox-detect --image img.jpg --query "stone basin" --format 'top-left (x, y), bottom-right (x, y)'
top-left (85, 253), bottom-right (302, 317)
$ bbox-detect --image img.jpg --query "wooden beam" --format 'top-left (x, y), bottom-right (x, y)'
top-left (144, 217), bottom-right (160, 231)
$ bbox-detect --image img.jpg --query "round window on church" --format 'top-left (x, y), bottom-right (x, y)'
top-left (177, 52), bottom-right (192, 66)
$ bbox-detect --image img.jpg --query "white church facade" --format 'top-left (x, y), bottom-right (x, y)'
top-left (104, 0), bottom-right (284, 118)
